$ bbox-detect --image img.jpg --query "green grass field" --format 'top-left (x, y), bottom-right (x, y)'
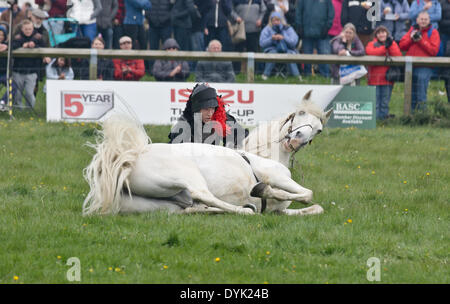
top-left (0, 76), bottom-right (449, 284)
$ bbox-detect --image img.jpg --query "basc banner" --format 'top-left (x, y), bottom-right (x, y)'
top-left (46, 80), bottom-right (375, 128)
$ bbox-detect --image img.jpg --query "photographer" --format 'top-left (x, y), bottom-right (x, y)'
top-left (366, 26), bottom-right (402, 120)
top-left (399, 11), bottom-right (441, 112)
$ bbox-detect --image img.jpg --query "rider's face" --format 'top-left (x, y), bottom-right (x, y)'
top-left (200, 107), bottom-right (215, 123)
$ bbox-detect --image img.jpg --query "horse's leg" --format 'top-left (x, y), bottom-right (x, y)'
top-left (243, 156), bottom-right (313, 203)
top-left (282, 205), bottom-right (324, 216)
top-left (119, 194), bottom-right (184, 214)
top-left (183, 203), bottom-right (226, 214)
top-left (251, 183), bottom-right (313, 204)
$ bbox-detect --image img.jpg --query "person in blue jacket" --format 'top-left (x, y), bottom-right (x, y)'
top-left (409, 0), bottom-right (442, 29)
top-left (259, 11), bottom-right (301, 80)
top-left (123, 0), bottom-right (152, 50)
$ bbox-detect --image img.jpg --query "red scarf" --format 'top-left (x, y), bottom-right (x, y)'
top-left (211, 96), bottom-right (231, 138)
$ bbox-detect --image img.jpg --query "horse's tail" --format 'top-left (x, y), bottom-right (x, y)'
top-left (82, 115), bottom-right (150, 215)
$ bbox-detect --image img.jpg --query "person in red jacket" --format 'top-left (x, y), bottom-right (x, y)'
top-left (366, 26), bottom-right (402, 120)
top-left (113, 36), bottom-right (145, 81)
top-left (399, 11), bottom-right (441, 112)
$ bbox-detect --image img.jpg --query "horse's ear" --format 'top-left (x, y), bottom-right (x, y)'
top-left (324, 108), bottom-right (333, 124)
top-left (302, 90), bottom-right (313, 101)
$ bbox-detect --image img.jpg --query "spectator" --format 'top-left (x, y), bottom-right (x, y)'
top-left (171, 0), bottom-right (199, 51)
top-left (92, 36), bottom-right (114, 80)
top-left (328, 0), bottom-right (343, 39)
top-left (97, 0), bottom-right (118, 49)
top-left (295, 0), bottom-right (334, 77)
top-left (378, 0), bottom-right (410, 44)
top-left (113, 36), bottom-right (146, 80)
top-left (366, 26), bottom-right (402, 120)
top-left (35, 0), bottom-right (67, 18)
top-left (341, 0), bottom-right (375, 46)
top-left (195, 39), bottom-right (235, 83)
top-left (441, 0), bottom-right (450, 47)
top-left (0, 25), bottom-right (16, 111)
top-left (11, 20), bottom-right (45, 109)
top-left (112, 0), bottom-right (125, 49)
top-left (45, 57), bottom-right (74, 91)
top-left (262, 0), bottom-right (275, 28)
top-left (271, 0), bottom-right (289, 21)
top-left (399, 11), bottom-right (441, 111)
top-left (409, 0), bottom-right (442, 30)
top-left (146, 0), bottom-right (173, 51)
top-left (152, 38), bottom-right (190, 81)
top-left (67, 0), bottom-right (103, 42)
top-left (440, 0), bottom-right (450, 102)
top-left (123, 0), bottom-right (151, 50)
top-left (191, 0), bottom-right (207, 54)
top-left (231, 0), bottom-right (267, 72)
top-left (30, 8), bottom-right (51, 98)
top-left (259, 11), bottom-right (301, 80)
top-left (203, 0), bottom-right (233, 52)
top-left (30, 8), bottom-right (50, 47)
top-left (1, 1), bottom-right (28, 31)
top-left (330, 22), bottom-right (365, 84)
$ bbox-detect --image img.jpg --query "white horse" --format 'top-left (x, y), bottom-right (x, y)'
top-left (82, 114), bottom-right (325, 216)
top-left (243, 90), bottom-right (333, 168)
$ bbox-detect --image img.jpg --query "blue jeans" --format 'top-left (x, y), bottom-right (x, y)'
top-left (98, 27), bottom-right (113, 49)
top-left (263, 49), bottom-right (299, 77)
top-left (80, 23), bottom-right (98, 42)
top-left (113, 24), bottom-right (124, 49)
top-left (302, 37), bottom-right (331, 77)
top-left (376, 85), bottom-right (393, 120)
top-left (149, 25), bottom-right (172, 50)
top-left (412, 67), bottom-right (433, 111)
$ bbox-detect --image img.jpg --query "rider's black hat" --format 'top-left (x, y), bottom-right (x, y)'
top-left (190, 84), bottom-right (218, 113)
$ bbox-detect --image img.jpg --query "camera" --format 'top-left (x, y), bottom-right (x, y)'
top-left (412, 24), bottom-right (422, 40)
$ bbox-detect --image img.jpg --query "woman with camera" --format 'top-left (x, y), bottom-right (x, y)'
top-left (366, 26), bottom-right (402, 120)
top-left (399, 11), bottom-right (441, 112)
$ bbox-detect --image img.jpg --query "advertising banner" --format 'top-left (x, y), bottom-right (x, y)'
top-left (46, 81), bottom-right (344, 126)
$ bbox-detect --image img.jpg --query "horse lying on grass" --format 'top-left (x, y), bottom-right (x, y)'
top-left (82, 113), bottom-right (328, 216)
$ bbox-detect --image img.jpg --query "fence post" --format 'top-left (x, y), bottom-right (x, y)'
top-left (403, 56), bottom-right (413, 115)
top-left (89, 48), bottom-right (98, 80)
top-left (247, 52), bottom-right (255, 83)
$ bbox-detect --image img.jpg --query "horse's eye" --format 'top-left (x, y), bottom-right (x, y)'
top-left (298, 111), bottom-right (306, 115)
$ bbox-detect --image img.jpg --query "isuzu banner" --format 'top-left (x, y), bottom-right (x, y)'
top-left (46, 80), bottom-right (368, 127)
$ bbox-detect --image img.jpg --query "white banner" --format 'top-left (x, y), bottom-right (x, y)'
top-left (46, 81), bottom-right (343, 126)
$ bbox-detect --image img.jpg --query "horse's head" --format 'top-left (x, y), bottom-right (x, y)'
top-left (280, 90), bottom-right (332, 153)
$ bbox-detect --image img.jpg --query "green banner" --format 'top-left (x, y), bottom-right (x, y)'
top-left (326, 86), bottom-right (376, 129)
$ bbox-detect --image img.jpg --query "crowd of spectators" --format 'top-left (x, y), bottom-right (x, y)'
top-left (0, 0), bottom-right (448, 117)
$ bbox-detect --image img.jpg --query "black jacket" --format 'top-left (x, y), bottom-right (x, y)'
top-left (168, 112), bottom-right (249, 148)
top-left (171, 0), bottom-right (199, 28)
top-left (12, 30), bottom-right (44, 74)
top-left (146, 0), bottom-right (172, 28)
top-left (341, 0), bottom-right (375, 35)
top-left (440, 0), bottom-right (450, 36)
top-left (203, 0), bottom-right (233, 29)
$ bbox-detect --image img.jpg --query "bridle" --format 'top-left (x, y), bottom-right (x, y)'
top-left (245, 112), bottom-right (316, 159)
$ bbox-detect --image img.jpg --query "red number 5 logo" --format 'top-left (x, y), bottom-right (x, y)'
top-left (64, 94), bottom-right (84, 117)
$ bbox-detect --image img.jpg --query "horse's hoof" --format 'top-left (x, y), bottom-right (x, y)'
top-left (243, 203), bottom-right (257, 213)
top-left (250, 182), bottom-right (267, 198)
